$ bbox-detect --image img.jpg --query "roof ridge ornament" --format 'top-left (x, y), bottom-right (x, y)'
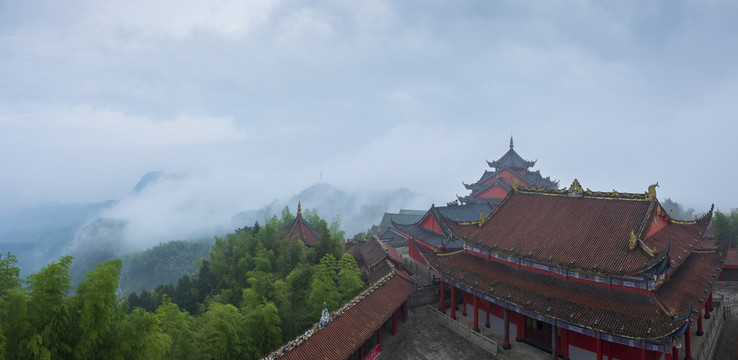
top-left (629, 230), bottom-right (638, 250)
top-left (512, 177), bottom-right (519, 192)
top-left (478, 211), bottom-right (485, 227)
top-left (568, 179), bottom-right (583, 197)
top-left (297, 201), bottom-right (302, 216)
top-left (318, 302), bottom-right (331, 329)
top-left (510, 136), bottom-right (514, 149)
top-left (646, 183), bottom-right (659, 201)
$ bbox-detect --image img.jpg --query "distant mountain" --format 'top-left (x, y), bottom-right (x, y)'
top-left (0, 200), bottom-right (116, 275)
top-left (231, 183), bottom-right (426, 236)
top-left (2, 171), bottom-right (427, 288)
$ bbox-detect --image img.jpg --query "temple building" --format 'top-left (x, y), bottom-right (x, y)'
top-left (413, 180), bottom-right (725, 360)
top-left (391, 202), bottom-right (495, 260)
top-left (284, 202), bottom-right (321, 247)
top-left (264, 259), bottom-right (413, 360)
top-left (458, 137), bottom-right (558, 205)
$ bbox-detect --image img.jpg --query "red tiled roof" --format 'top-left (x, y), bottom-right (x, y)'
top-left (446, 188), bottom-right (711, 276)
top-left (276, 270), bottom-right (413, 360)
top-left (726, 248), bottom-right (738, 266)
top-left (422, 245), bottom-right (726, 339)
top-left (285, 214), bottom-right (320, 247)
top-left (656, 250), bottom-right (727, 321)
top-left (384, 242), bottom-right (404, 266)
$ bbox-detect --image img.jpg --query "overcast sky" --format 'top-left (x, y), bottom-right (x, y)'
top-left (2, 0), bottom-right (737, 218)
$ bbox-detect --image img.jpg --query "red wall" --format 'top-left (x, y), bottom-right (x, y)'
top-left (478, 185), bottom-right (509, 199)
top-left (419, 214), bottom-right (442, 233)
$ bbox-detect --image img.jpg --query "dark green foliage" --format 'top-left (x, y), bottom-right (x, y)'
top-left (3, 207), bottom-right (362, 359)
top-left (120, 240), bottom-right (212, 295)
top-left (713, 209), bottom-right (738, 247)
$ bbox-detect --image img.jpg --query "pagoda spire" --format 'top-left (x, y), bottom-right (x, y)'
top-left (297, 201), bottom-right (302, 216)
top-left (510, 136), bottom-right (514, 149)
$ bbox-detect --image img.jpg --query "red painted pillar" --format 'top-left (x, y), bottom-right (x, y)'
top-left (685, 326), bottom-right (692, 360)
top-left (551, 325), bottom-right (557, 360)
top-left (402, 301), bottom-right (408, 323)
top-left (392, 311), bottom-right (398, 335)
top-left (485, 302), bottom-right (490, 328)
top-left (503, 307), bottom-right (511, 349)
top-left (359, 341), bottom-right (364, 360)
top-left (672, 346), bottom-right (678, 360)
top-left (596, 333), bottom-right (602, 360)
top-left (377, 328), bottom-right (381, 351)
top-left (640, 344), bottom-right (646, 360)
top-left (473, 294), bottom-right (479, 331)
top-left (561, 327), bottom-right (569, 359)
top-left (665, 350), bottom-right (672, 360)
top-left (439, 279), bottom-right (445, 313)
top-left (450, 285), bottom-right (456, 319)
top-left (516, 312), bottom-right (525, 341)
top-left (709, 292), bottom-right (714, 312)
top-left (697, 311), bottom-right (704, 336)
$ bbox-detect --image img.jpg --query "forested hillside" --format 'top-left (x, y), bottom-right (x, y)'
top-left (0, 210), bottom-right (364, 359)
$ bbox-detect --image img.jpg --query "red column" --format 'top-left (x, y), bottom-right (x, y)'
top-left (709, 292), bottom-right (714, 312)
top-left (377, 328), bottom-right (381, 351)
top-left (360, 342), bottom-right (364, 360)
top-left (450, 285), bottom-right (456, 319)
top-left (704, 299), bottom-right (711, 319)
top-left (402, 301), bottom-right (408, 323)
top-left (697, 311), bottom-right (704, 336)
top-left (439, 278), bottom-right (445, 313)
top-left (665, 350), bottom-right (672, 360)
top-left (485, 302), bottom-right (490, 328)
top-left (596, 333), bottom-right (602, 360)
top-left (392, 311), bottom-right (398, 335)
top-left (672, 346), bottom-right (678, 360)
top-left (640, 345), bottom-right (646, 360)
top-left (561, 327), bottom-right (569, 359)
top-left (473, 294), bottom-right (479, 331)
top-left (685, 326), bottom-right (692, 360)
top-left (503, 307), bottom-right (511, 349)
top-left (516, 312), bottom-right (525, 341)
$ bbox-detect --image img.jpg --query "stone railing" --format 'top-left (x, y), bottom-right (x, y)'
top-left (696, 296), bottom-right (726, 360)
top-left (426, 305), bottom-right (498, 356)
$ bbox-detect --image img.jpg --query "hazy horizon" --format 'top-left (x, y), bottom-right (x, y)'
top-left (3, 1), bottom-right (737, 220)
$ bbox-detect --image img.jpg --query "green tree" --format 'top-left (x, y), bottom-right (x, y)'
top-left (241, 300), bottom-right (282, 358)
top-left (308, 254), bottom-right (340, 318)
top-left (196, 301), bottom-right (244, 360)
top-left (73, 259), bottom-right (122, 360)
top-left (337, 253), bottom-right (364, 303)
top-left (284, 264), bottom-right (314, 339)
top-left (0, 253), bottom-right (20, 299)
top-left (111, 308), bottom-right (171, 360)
top-left (713, 209), bottom-right (738, 247)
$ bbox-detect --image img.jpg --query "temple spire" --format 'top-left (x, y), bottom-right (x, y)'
top-left (510, 136), bottom-right (514, 149)
top-left (297, 201), bottom-right (302, 216)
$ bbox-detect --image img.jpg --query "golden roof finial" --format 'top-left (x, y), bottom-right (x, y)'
top-left (510, 136), bottom-right (514, 149)
top-left (629, 230), bottom-right (638, 250)
top-left (297, 201), bottom-right (302, 216)
top-left (478, 211), bottom-right (485, 227)
top-left (646, 183), bottom-right (659, 201)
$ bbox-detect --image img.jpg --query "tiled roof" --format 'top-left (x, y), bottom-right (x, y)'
top-left (272, 269), bottom-right (413, 360)
top-left (446, 186), bottom-right (711, 276)
top-left (726, 248), bottom-right (738, 266)
top-left (422, 246), bottom-right (726, 340)
top-left (384, 242), bottom-right (404, 266)
top-left (487, 140), bottom-right (536, 170)
top-left (655, 250), bottom-right (726, 323)
top-left (436, 202), bottom-right (494, 223)
top-left (392, 222), bottom-right (463, 250)
top-left (377, 212), bottom-right (424, 233)
top-left (285, 214), bottom-right (320, 247)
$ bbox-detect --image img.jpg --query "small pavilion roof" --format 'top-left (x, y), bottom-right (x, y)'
top-left (392, 221), bottom-right (463, 250)
top-left (284, 202), bottom-right (320, 246)
top-left (486, 137), bottom-right (536, 171)
top-left (422, 245), bottom-right (726, 340)
top-left (269, 268), bottom-right (413, 360)
top-left (446, 181), bottom-right (712, 276)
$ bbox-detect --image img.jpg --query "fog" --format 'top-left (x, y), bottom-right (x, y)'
top-left (2, 0), bottom-right (738, 244)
